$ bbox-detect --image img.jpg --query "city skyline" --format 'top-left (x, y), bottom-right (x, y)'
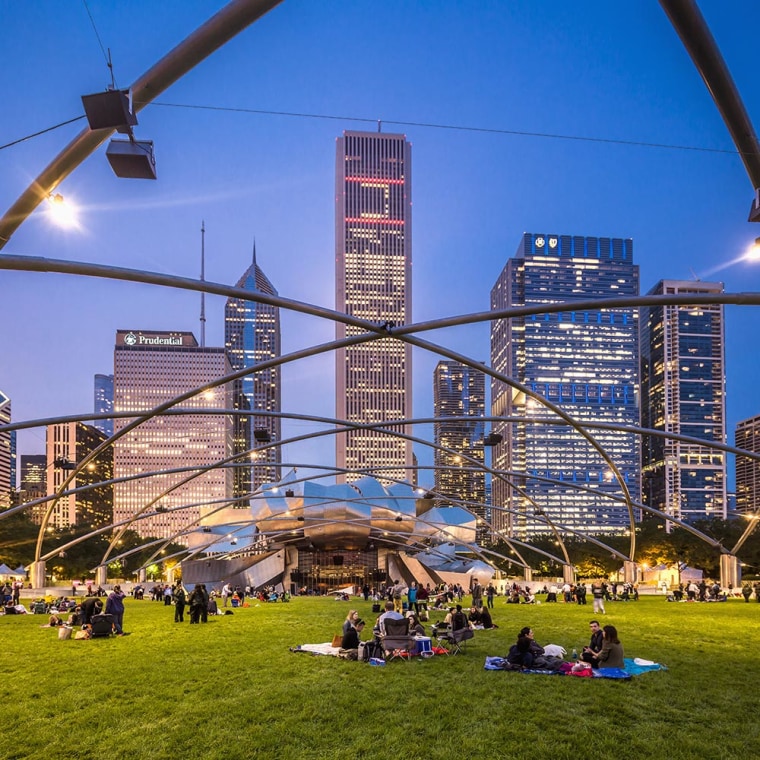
top-left (2, 2), bottom-right (760, 496)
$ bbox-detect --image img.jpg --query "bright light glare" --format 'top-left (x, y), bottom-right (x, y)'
top-left (744, 237), bottom-right (760, 262)
top-left (47, 193), bottom-right (79, 229)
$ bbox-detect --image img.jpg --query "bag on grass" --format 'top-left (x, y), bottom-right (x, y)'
top-left (58, 626), bottom-right (72, 640)
top-left (332, 634), bottom-right (343, 648)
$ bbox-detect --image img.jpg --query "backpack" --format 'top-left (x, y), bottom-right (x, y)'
top-left (360, 640), bottom-right (382, 663)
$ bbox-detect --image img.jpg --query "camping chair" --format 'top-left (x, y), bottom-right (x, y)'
top-left (435, 625), bottom-right (474, 655)
top-left (380, 617), bottom-right (415, 662)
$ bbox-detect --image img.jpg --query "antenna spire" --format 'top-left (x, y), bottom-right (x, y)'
top-left (200, 220), bottom-right (206, 347)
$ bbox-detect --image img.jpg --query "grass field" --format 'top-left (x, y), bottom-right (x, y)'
top-left (2, 594), bottom-right (758, 760)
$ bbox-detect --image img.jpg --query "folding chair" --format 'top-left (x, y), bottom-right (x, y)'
top-left (380, 617), bottom-right (415, 662)
top-left (436, 625), bottom-right (474, 655)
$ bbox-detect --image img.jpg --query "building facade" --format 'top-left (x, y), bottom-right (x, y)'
top-left (224, 247), bottom-right (281, 496)
top-left (433, 360), bottom-right (487, 542)
top-left (94, 373), bottom-right (114, 437)
top-left (335, 130), bottom-right (413, 484)
top-left (490, 233), bottom-right (640, 536)
top-left (736, 414), bottom-right (760, 514)
top-left (113, 330), bottom-right (233, 542)
top-left (43, 422), bottom-right (113, 529)
top-left (19, 454), bottom-right (47, 509)
top-left (640, 280), bottom-right (727, 524)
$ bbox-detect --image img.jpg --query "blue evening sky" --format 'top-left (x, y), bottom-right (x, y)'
top-left (1, 1), bottom-right (759, 488)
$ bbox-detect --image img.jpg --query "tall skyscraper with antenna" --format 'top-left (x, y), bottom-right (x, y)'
top-left (224, 244), bottom-right (281, 496)
top-left (335, 130), bottom-right (413, 484)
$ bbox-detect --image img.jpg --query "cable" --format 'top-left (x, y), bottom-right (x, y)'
top-left (82, 0), bottom-right (116, 88)
top-left (0, 115), bottom-right (87, 151)
top-left (143, 100), bottom-right (748, 158)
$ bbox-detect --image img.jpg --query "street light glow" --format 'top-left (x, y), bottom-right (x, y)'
top-left (46, 193), bottom-right (79, 229)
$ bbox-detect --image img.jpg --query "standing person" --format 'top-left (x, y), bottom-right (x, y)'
top-left (221, 582), bottom-right (231, 607)
top-left (591, 581), bottom-right (606, 615)
top-left (562, 582), bottom-right (572, 603)
top-left (362, 583), bottom-right (370, 601)
top-left (392, 580), bottom-right (405, 613)
top-left (471, 580), bottom-right (483, 609)
top-left (106, 585), bottom-right (126, 636)
top-left (407, 582), bottom-right (418, 613)
top-left (581, 620), bottom-right (604, 663)
top-left (188, 585), bottom-right (205, 624)
top-left (199, 584), bottom-right (210, 623)
top-left (163, 585), bottom-right (172, 606)
top-left (173, 583), bottom-right (186, 622)
top-left (485, 583), bottom-right (496, 609)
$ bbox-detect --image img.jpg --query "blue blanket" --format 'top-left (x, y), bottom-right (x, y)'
top-left (485, 656), bottom-right (665, 679)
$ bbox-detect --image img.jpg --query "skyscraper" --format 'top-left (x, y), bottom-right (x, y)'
top-left (44, 422), bottom-right (113, 529)
top-left (491, 233), bottom-right (640, 537)
top-left (224, 246), bottom-right (281, 495)
top-left (0, 389), bottom-right (11, 509)
top-left (19, 454), bottom-right (47, 515)
top-left (433, 361), bottom-right (487, 542)
top-left (94, 373), bottom-right (114, 437)
top-left (113, 330), bottom-right (233, 542)
top-left (736, 414), bottom-right (760, 515)
top-left (640, 280), bottom-right (727, 524)
top-left (335, 130), bottom-right (413, 484)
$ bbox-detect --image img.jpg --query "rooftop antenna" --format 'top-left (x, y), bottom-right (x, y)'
top-left (377, 119), bottom-right (382, 133)
top-left (200, 220), bottom-right (206, 347)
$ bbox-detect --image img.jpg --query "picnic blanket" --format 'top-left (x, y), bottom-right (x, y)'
top-left (290, 642), bottom-right (341, 656)
top-left (485, 656), bottom-right (665, 679)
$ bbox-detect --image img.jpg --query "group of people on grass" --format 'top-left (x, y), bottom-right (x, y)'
top-left (506, 619), bottom-right (624, 670)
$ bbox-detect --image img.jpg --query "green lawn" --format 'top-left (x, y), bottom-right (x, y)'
top-left (2, 594), bottom-right (758, 760)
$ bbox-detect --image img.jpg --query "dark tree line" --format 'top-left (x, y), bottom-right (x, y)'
top-left (0, 510), bottom-right (185, 580)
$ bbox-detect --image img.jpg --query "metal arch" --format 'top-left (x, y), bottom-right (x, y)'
top-left (6, 404), bottom-right (734, 560)
top-left (0, 0), bottom-right (285, 249)
top-left (659, 0), bottom-right (760, 209)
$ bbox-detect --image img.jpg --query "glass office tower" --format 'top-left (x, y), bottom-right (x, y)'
top-left (224, 247), bottom-right (281, 495)
top-left (94, 373), bottom-right (114, 437)
top-left (640, 280), bottom-right (727, 524)
top-left (433, 361), bottom-right (487, 543)
top-left (335, 130), bottom-right (413, 484)
top-left (490, 233), bottom-right (640, 537)
top-left (736, 414), bottom-right (760, 515)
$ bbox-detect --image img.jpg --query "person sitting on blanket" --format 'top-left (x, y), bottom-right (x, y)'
top-left (343, 609), bottom-right (360, 636)
top-left (507, 627), bottom-right (545, 669)
top-left (340, 618), bottom-right (366, 658)
top-left (594, 625), bottom-right (624, 668)
top-left (581, 619), bottom-right (604, 664)
top-left (468, 607), bottom-right (482, 626)
top-left (479, 606), bottom-right (498, 629)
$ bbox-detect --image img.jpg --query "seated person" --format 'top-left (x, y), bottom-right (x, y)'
top-left (340, 618), bottom-right (366, 657)
top-left (468, 607), bottom-right (482, 626)
top-left (507, 627), bottom-right (544, 668)
top-left (68, 606), bottom-right (83, 627)
top-left (479, 606), bottom-right (497, 629)
top-left (595, 625), bottom-right (624, 669)
top-left (207, 596), bottom-right (219, 616)
top-left (406, 613), bottom-right (425, 636)
top-left (581, 620), bottom-right (604, 664)
top-left (42, 613), bottom-right (65, 627)
top-left (376, 601), bottom-right (403, 636)
top-left (343, 610), bottom-right (360, 636)
top-left (450, 605), bottom-right (471, 631)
